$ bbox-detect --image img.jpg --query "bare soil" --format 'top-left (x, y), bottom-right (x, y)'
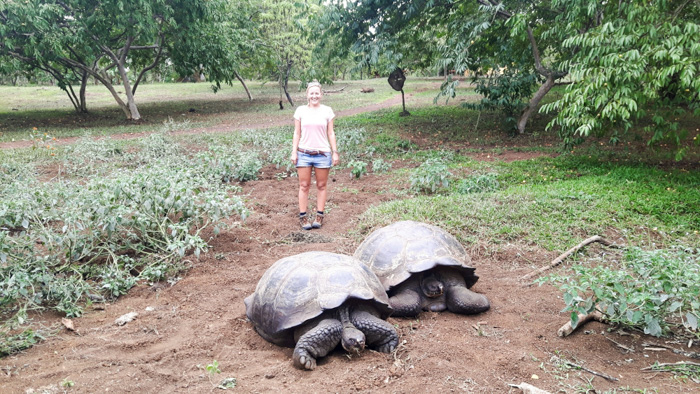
top-left (2, 99), bottom-right (698, 394)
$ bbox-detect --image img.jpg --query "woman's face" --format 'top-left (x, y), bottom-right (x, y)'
top-left (307, 86), bottom-right (322, 106)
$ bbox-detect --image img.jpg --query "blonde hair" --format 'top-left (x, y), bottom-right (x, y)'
top-left (306, 81), bottom-right (322, 92)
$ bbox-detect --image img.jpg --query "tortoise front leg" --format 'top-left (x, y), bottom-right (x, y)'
top-left (292, 319), bottom-right (342, 370)
top-left (437, 267), bottom-right (490, 315)
top-left (351, 305), bottom-right (398, 353)
top-left (446, 286), bottom-right (490, 314)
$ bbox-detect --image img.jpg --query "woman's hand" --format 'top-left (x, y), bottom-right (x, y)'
top-left (290, 151), bottom-right (298, 166)
top-left (332, 151), bottom-right (340, 166)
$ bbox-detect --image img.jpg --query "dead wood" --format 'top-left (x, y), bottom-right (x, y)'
top-left (522, 235), bottom-right (616, 283)
top-left (564, 361), bottom-right (619, 381)
top-left (641, 361), bottom-right (700, 371)
top-left (508, 382), bottom-right (552, 394)
top-left (604, 335), bottom-right (634, 352)
top-left (558, 309), bottom-right (605, 337)
top-left (322, 85), bottom-right (347, 93)
top-left (642, 342), bottom-right (700, 360)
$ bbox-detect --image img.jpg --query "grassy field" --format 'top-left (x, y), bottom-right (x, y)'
top-left (1, 79), bottom-right (698, 357)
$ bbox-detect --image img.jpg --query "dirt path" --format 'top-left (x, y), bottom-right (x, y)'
top-left (0, 93), bottom-right (406, 150)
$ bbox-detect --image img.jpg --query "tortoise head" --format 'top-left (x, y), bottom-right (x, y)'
top-left (420, 273), bottom-right (444, 298)
top-left (341, 324), bottom-right (366, 354)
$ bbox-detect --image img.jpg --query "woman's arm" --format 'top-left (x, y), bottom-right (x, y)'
top-left (327, 118), bottom-right (339, 166)
top-left (291, 118), bottom-right (301, 165)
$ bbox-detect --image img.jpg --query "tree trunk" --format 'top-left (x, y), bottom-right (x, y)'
top-left (116, 60), bottom-right (141, 120)
top-left (517, 74), bottom-right (557, 134)
top-left (282, 59), bottom-right (294, 106)
top-left (235, 70), bottom-right (252, 101)
top-left (79, 70), bottom-right (88, 113)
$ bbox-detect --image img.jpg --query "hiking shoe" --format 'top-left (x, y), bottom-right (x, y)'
top-left (300, 215), bottom-right (312, 230)
top-left (312, 213), bottom-right (324, 229)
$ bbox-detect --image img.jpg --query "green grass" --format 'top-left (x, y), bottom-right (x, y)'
top-left (356, 154), bottom-right (699, 252)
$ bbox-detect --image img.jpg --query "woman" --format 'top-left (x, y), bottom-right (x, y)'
top-left (291, 81), bottom-right (340, 230)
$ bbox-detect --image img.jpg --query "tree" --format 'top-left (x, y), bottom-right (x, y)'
top-left (0, 0), bottom-right (253, 120)
top-left (252, 0), bottom-right (320, 108)
top-left (324, 0), bottom-right (699, 153)
top-left (540, 0), bottom-right (700, 155)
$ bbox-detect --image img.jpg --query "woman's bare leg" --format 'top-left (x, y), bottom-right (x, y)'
top-left (297, 167), bottom-right (312, 212)
top-left (314, 168), bottom-right (330, 212)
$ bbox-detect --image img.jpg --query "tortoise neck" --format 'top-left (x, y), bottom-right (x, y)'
top-left (339, 305), bottom-right (354, 328)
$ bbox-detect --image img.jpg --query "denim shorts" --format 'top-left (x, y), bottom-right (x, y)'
top-left (296, 151), bottom-right (332, 168)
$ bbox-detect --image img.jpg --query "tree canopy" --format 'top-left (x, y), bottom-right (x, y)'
top-left (322, 0), bottom-right (700, 153)
top-left (0, 0), bottom-right (254, 120)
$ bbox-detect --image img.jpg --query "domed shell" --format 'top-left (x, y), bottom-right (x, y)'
top-left (244, 252), bottom-right (391, 345)
top-left (354, 221), bottom-right (478, 291)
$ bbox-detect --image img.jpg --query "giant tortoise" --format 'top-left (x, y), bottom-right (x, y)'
top-left (244, 251), bottom-right (399, 370)
top-left (354, 221), bottom-right (490, 317)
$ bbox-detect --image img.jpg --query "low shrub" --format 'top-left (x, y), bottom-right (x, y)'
top-left (544, 246), bottom-right (700, 338)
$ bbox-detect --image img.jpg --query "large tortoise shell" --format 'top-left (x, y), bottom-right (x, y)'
top-left (244, 252), bottom-right (391, 345)
top-left (354, 221), bottom-right (478, 291)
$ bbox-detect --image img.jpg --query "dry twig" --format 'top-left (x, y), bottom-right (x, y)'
top-left (642, 342), bottom-right (700, 360)
top-left (522, 235), bottom-right (616, 283)
top-left (564, 361), bottom-right (619, 381)
top-left (604, 335), bottom-right (635, 352)
top-left (641, 361), bottom-right (700, 371)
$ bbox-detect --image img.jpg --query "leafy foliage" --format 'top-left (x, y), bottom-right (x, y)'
top-left (465, 69), bottom-right (540, 133)
top-left (544, 247), bottom-right (700, 338)
top-left (541, 0), bottom-right (700, 156)
top-left (348, 160), bottom-right (368, 179)
top-left (0, 141), bottom-right (248, 347)
top-left (454, 173), bottom-right (500, 194)
top-left (410, 158), bottom-right (452, 194)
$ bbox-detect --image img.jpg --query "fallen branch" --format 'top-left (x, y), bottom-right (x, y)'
top-left (508, 382), bottom-right (552, 394)
top-left (604, 335), bottom-right (634, 353)
top-left (564, 361), bottom-right (619, 381)
top-left (642, 342), bottom-right (700, 360)
top-left (522, 235), bottom-right (615, 282)
top-left (558, 309), bottom-right (605, 337)
top-left (641, 361), bottom-right (700, 371)
top-left (323, 85), bottom-right (347, 93)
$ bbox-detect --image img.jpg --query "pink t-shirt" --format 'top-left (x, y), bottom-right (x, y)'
top-left (294, 104), bottom-right (335, 152)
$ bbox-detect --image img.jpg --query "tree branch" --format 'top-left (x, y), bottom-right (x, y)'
top-left (132, 37), bottom-right (164, 95)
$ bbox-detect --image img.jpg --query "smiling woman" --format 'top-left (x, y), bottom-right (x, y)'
top-left (290, 81), bottom-right (340, 230)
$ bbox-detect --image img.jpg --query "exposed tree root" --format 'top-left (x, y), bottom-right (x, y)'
top-left (557, 309), bottom-right (606, 337)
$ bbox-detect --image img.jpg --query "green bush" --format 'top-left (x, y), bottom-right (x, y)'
top-left (410, 158), bottom-right (452, 194)
top-left (544, 246), bottom-right (700, 338)
top-left (0, 152), bottom-right (248, 341)
top-left (454, 173), bottom-right (500, 194)
top-left (371, 158), bottom-right (392, 173)
top-left (348, 160), bottom-right (368, 179)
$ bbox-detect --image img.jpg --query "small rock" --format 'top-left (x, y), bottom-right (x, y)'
top-left (61, 318), bottom-right (75, 331)
top-left (115, 312), bottom-right (138, 326)
top-left (264, 373), bottom-right (275, 379)
top-left (145, 306), bottom-right (154, 312)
